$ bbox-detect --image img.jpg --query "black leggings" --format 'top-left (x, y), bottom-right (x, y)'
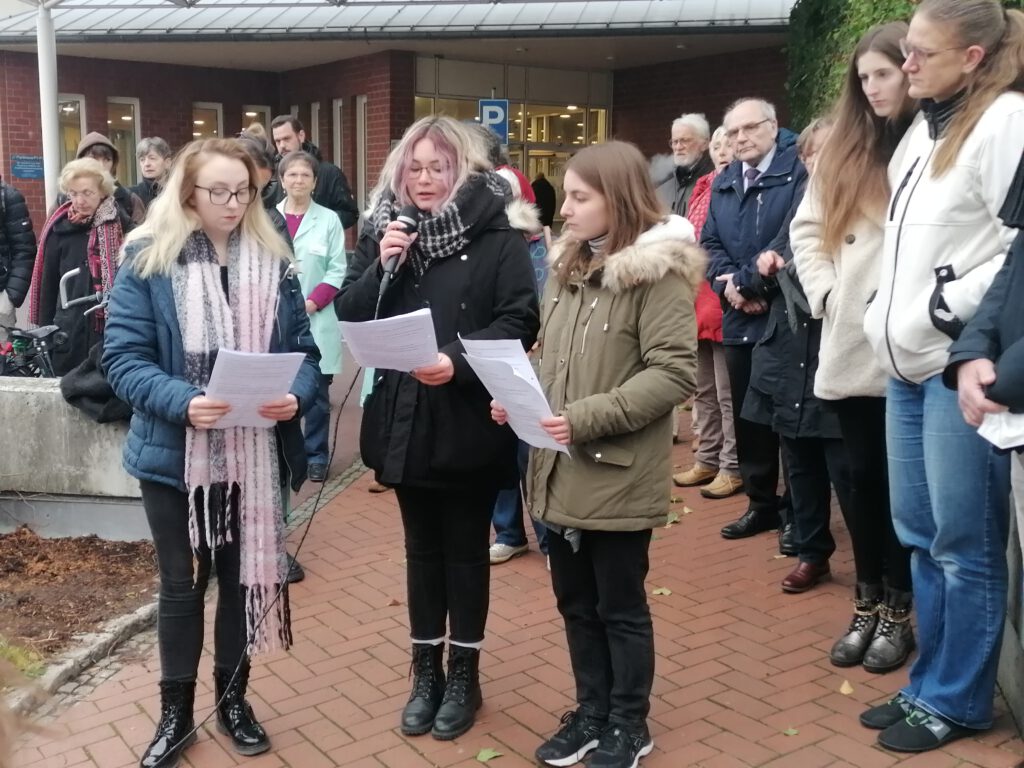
top-left (141, 480), bottom-right (247, 682)
top-left (395, 484), bottom-right (498, 644)
top-left (829, 397), bottom-right (912, 591)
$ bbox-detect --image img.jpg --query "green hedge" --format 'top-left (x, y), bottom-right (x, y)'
top-left (786, 0), bottom-right (1024, 128)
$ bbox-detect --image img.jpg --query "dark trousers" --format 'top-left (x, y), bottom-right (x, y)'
top-left (830, 397), bottom-right (912, 590)
top-left (780, 436), bottom-right (851, 565)
top-left (395, 484), bottom-right (498, 644)
top-left (303, 372), bottom-right (333, 465)
top-left (724, 343), bottom-right (782, 515)
top-left (548, 528), bottom-right (654, 728)
top-left (141, 480), bottom-right (246, 682)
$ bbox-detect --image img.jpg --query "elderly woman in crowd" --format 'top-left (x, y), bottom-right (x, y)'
top-left (29, 158), bottom-right (130, 376)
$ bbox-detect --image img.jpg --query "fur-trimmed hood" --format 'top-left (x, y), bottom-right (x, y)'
top-left (506, 198), bottom-right (543, 236)
top-left (549, 214), bottom-right (707, 294)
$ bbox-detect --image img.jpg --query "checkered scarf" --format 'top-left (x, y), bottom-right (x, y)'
top-left (172, 230), bottom-right (291, 655)
top-left (368, 171), bottom-right (509, 279)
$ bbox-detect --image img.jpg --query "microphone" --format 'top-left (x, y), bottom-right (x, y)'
top-left (375, 204), bottom-right (421, 318)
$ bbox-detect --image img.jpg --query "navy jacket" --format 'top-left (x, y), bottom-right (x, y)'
top-left (702, 133), bottom-right (807, 346)
top-left (102, 243), bottom-right (321, 493)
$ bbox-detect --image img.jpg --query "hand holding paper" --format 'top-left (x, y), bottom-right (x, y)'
top-left (204, 350), bottom-right (305, 428)
top-left (339, 308), bottom-right (438, 372)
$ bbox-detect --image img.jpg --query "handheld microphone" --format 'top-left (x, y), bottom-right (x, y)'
top-left (377, 205), bottom-right (421, 314)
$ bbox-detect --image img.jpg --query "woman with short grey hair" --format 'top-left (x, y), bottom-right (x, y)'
top-left (130, 136), bottom-right (173, 207)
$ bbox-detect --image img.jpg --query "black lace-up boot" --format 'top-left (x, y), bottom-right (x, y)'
top-left (863, 586), bottom-right (915, 673)
top-left (830, 582), bottom-right (882, 667)
top-left (213, 662), bottom-right (270, 755)
top-left (139, 681), bottom-right (196, 768)
top-left (431, 645), bottom-right (482, 740)
top-left (401, 643), bottom-right (446, 736)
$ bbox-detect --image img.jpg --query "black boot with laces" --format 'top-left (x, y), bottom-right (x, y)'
top-left (863, 586), bottom-right (915, 673)
top-left (431, 645), bottom-right (482, 740)
top-left (213, 663), bottom-right (270, 755)
top-left (535, 709), bottom-right (606, 767)
top-left (401, 643), bottom-right (445, 735)
top-left (139, 681), bottom-right (196, 768)
top-left (830, 582), bottom-right (882, 667)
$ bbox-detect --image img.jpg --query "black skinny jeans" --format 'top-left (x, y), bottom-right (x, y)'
top-left (829, 397), bottom-right (912, 591)
top-left (395, 484), bottom-right (498, 644)
top-left (548, 528), bottom-right (654, 729)
top-left (141, 480), bottom-right (246, 682)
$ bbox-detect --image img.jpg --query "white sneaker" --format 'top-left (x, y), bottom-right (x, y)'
top-left (489, 542), bottom-right (528, 564)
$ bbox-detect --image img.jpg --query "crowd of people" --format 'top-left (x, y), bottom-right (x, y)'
top-left (3, 0), bottom-right (1024, 765)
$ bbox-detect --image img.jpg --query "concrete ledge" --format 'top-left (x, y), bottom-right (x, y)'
top-left (6, 601), bottom-right (157, 716)
top-left (0, 493), bottom-right (149, 540)
top-left (0, 378), bottom-right (138, 498)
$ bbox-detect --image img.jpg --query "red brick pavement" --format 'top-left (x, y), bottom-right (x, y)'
top-left (13, 436), bottom-right (1024, 767)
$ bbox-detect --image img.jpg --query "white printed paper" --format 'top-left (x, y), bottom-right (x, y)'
top-left (463, 353), bottom-right (569, 454)
top-left (339, 308), bottom-right (438, 372)
top-left (206, 350), bottom-right (306, 428)
top-left (460, 336), bottom-right (542, 392)
top-left (978, 410), bottom-right (1024, 450)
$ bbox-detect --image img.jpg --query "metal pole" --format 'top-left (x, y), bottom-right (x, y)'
top-left (37, 2), bottom-right (60, 211)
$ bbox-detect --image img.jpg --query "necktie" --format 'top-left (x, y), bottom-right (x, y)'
top-left (744, 167), bottom-right (761, 191)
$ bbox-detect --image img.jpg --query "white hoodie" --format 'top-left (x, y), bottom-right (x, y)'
top-left (863, 91), bottom-right (1024, 384)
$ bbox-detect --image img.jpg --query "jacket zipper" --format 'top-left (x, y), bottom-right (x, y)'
top-left (883, 147), bottom-right (934, 383)
top-left (579, 297), bottom-right (599, 356)
top-left (889, 157), bottom-right (920, 222)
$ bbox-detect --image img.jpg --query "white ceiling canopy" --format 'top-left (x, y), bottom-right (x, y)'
top-left (1, 1), bottom-right (796, 41)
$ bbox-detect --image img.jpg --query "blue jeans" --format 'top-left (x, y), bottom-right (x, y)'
top-left (887, 375), bottom-right (1010, 728)
top-left (303, 373), bottom-right (333, 465)
top-left (492, 441), bottom-right (548, 553)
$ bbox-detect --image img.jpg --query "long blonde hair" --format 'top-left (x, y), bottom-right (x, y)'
top-left (124, 138), bottom-right (291, 277)
top-left (916, 0), bottom-right (1024, 177)
top-left (368, 116), bottom-right (490, 212)
top-left (554, 141), bottom-right (666, 285)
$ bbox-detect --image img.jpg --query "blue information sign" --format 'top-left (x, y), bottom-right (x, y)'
top-left (11, 154), bottom-right (44, 180)
top-left (478, 99), bottom-right (510, 144)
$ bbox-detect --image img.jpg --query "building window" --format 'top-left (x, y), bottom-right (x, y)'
top-left (332, 98), bottom-right (345, 169)
top-left (107, 98), bottom-right (141, 187)
top-left (242, 105), bottom-right (271, 132)
top-left (588, 109), bottom-right (608, 144)
top-left (310, 102), bottom-right (321, 147)
top-left (58, 94), bottom-right (86, 169)
top-left (192, 102), bottom-right (223, 140)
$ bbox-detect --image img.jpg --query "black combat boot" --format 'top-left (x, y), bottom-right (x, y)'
top-left (139, 681), bottom-right (196, 768)
top-left (213, 662), bottom-right (270, 755)
top-left (830, 582), bottom-right (882, 667)
top-left (401, 643), bottom-right (446, 736)
top-left (431, 645), bottom-right (482, 740)
top-left (863, 586), bottom-right (915, 673)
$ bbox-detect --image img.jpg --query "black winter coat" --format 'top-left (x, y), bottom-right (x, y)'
top-left (128, 177), bottom-right (161, 208)
top-left (336, 215), bottom-right (540, 488)
top-left (0, 182), bottom-right (36, 307)
top-left (743, 187), bottom-right (840, 440)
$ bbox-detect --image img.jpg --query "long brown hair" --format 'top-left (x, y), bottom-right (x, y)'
top-left (554, 141), bottom-right (666, 284)
top-left (917, 0), bottom-right (1024, 176)
top-left (815, 22), bottom-right (915, 253)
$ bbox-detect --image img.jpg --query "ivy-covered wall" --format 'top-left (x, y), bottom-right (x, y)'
top-left (786, 0), bottom-right (1024, 128)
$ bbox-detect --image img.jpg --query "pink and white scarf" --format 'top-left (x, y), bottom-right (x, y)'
top-left (172, 230), bottom-right (291, 655)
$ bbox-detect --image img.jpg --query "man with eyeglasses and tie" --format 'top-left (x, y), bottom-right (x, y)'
top-left (655, 113), bottom-right (715, 218)
top-left (702, 97), bottom-right (807, 546)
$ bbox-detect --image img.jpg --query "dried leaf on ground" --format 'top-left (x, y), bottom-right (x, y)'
top-left (665, 511), bottom-right (680, 527)
top-left (839, 680), bottom-right (854, 695)
top-left (783, 728), bottom-right (799, 736)
top-left (476, 747), bottom-right (503, 762)
top-left (651, 587), bottom-right (673, 596)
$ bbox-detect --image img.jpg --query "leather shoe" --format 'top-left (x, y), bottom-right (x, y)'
top-left (673, 465), bottom-right (717, 487)
top-left (781, 561), bottom-right (831, 593)
top-left (700, 473), bottom-right (744, 499)
top-left (778, 522), bottom-right (798, 556)
top-left (286, 555), bottom-right (305, 584)
top-left (308, 463), bottom-right (327, 483)
top-left (720, 508), bottom-right (779, 539)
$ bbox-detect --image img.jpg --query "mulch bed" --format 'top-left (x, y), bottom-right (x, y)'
top-left (0, 526), bottom-right (157, 666)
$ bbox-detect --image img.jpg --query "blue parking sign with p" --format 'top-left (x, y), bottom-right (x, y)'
top-left (479, 99), bottom-right (509, 143)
